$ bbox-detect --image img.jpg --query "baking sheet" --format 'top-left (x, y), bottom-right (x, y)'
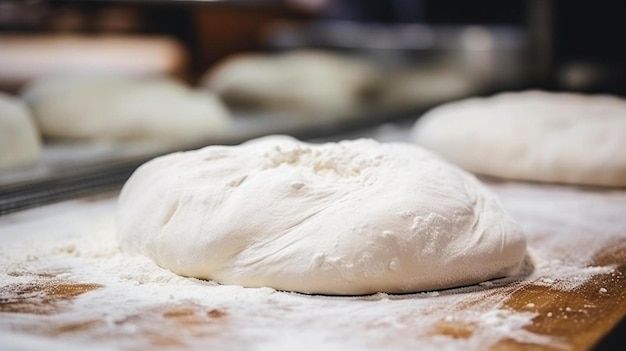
top-left (0, 106), bottom-right (436, 215)
top-left (1, 177), bottom-right (625, 351)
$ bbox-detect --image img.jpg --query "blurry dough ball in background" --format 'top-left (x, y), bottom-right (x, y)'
top-left (200, 50), bottom-right (378, 119)
top-left (412, 91), bottom-right (626, 187)
top-left (22, 75), bottom-right (230, 144)
top-left (0, 92), bottom-right (41, 169)
top-left (0, 35), bottom-right (188, 91)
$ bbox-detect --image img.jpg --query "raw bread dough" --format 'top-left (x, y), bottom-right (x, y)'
top-left (22, 75), bottom-right (230, 143)
top-left (0, 34), bottom-right (188, 90)
top-left (200, 51), bottom-right (377, 119)
top-left (412, 91), bottom-right (626, 187)
top-left (0, 92), bottom-right (41, 169)
top-left (117, 136), bottom-right (527, 295)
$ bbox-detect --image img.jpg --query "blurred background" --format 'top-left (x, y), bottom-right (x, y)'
top-left (1, 0), bottom-right (624, 94)
top-left (0, 0), bottom-right (625, 210)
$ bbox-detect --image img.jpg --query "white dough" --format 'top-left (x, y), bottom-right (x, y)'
top-left (0, 92), bottom-right (41, 169)
top-left (22, 75), bottom-right (230, 143)
top-left (412, 91), bottom-right (626, 187)
top-left (117, 136), bottom-right (526, 295)
top-left (200, 51), bottom-right (377, 118)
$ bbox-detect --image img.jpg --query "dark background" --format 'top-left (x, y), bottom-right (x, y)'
top-left (0, 0), bottom-right (624, 94)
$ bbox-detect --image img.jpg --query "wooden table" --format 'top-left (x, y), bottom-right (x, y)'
top-left (1, 180), bottom-right (625, 351)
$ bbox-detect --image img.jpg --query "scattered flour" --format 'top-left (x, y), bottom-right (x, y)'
top-left (1, 178), bottom-right (625, 351)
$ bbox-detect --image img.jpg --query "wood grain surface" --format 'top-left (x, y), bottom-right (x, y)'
top-left (494, 242), bottom-right (626, 350)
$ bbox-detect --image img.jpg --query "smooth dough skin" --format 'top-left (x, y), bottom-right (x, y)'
top-left (0, 93), bottom-right (41, 169)
top-left (412, 91), bottom-right (626, 187)
top-left (200, 51), bottom-right (377, 118)
top-left (117, 136), bottom-right (527, 295)
top-left (22, 75), bottom-right (230, 143)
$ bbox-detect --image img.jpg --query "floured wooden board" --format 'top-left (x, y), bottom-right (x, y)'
top-left (1, 181), bottom-right (625, 351)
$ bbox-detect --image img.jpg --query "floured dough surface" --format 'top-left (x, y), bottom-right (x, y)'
top-left (117, 136), bottom-right (526, 295)
top-left (22, 75), bottom-right (230, 143)
top-left (200, 51), bottom-right (377, 119)
top-left (412, 91), bottom-right (626, 187)
top-left (0, 92), bottom-right (41, 169)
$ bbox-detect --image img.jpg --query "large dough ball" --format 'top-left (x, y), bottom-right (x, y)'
top-left (0, 92), bottom-right (41, 169)
top-left (117, 136), bottom-right (526, 295)
top-left (22, 75), bottom-right (230, 144)
top-left (412, 91), bottom-right (626, 187)
top-left (200, 51), bottom-right (378, 119)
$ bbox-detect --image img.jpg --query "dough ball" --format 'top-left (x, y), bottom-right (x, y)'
top-left (22, 75), bottom-right (230, 144)
top-left (200, 50), bottom-right (378, 119)
top-left (0, 92), bottom-right (41, 169)
top-left (412, 91), bottom-right (626, 187)
top-left (0, 34), bottom-right (188, 91)
top-left (117, 136), bottom-right (526, 295)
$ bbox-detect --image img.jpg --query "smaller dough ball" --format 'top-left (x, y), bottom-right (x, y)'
top-left (200, 50), bottom-right (378, 119)
top-left (0, 92), bottom-right (41, 169)
top-left (0, 34), bottom-right (188, 91)
top-left (23, 75), bottom-right (230, 144)
top-left (117, 135), bottom-right (527, 295)
top-left (412, 91), bottom-right (626, 187)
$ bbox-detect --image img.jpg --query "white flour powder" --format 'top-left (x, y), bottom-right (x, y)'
top-left (1, 180), bottom-right (625, 351)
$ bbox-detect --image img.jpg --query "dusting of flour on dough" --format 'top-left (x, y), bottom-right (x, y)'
top-left (116, 136), bottom-right (527, 295)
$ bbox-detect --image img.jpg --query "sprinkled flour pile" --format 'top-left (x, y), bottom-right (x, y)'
top-left (1, 180), bottom-right (626, 351)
